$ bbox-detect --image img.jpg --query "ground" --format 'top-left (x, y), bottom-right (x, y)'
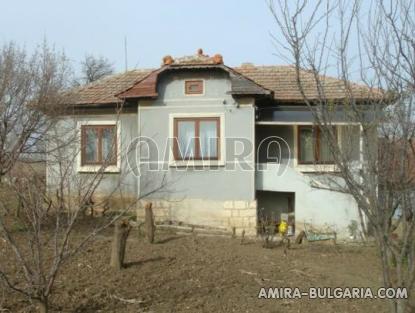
top-left (0, 220), bottom-right (392, 313)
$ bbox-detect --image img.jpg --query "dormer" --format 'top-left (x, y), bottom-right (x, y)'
top-left (116, 49), bottom-right (273, 102)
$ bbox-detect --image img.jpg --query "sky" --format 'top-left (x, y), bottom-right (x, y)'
top-left (0, 0), bottom-right (282, 73)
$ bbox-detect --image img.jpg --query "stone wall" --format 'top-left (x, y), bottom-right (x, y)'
top-left (136, 199), bottom-right (258, 236)
top-left (223, 200), bottom-right (257, 236)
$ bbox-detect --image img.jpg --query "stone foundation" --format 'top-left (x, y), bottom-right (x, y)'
top-left (223, 200), bottom-right (257, 236)
top-left (136, 199), bottom-right (258, 236)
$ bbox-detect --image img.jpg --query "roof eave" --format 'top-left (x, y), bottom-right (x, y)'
top-left (118, 94), bottom-right (159, 100)
top-left (230, 91), bottom-right (274, 98)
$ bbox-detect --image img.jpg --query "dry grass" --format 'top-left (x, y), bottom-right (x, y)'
top-left (0, 218), bottom-right (398, 313)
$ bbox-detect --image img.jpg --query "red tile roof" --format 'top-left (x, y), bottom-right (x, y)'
top-left (70, 69), bottom-right (152, 105)
top-left (234, 65), bottom-right (378, 102)
top-left (68, 63), bottom-right (379, 106)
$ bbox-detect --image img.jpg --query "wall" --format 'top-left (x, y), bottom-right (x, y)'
top-left (45, 74), bottom-right (364, 238)
top-left (46, 113), bottom-right (139, 209)
top-left (256, 163), bottom-right (360, 238)
top-left (136, 70), bottom-right (257, 233)
top-left (255, 123), bottom-right (362, 239)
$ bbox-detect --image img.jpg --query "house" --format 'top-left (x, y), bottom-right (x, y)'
top-left (46, 49), bottom-right (372, 238)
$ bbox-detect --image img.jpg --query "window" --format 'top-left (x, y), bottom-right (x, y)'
top-left (81, 125), bottom-right (117, 165)
top-left (185, 80), bottom-right (203, 95)
top-left (173, 117), bottom-right (220, 160)
top-left (298, 126), bottom-right (336, 164)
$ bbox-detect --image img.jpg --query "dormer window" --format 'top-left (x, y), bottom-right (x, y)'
top-left (185, 80), bottom-right (204, 95)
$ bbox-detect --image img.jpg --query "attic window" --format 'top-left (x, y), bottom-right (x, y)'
top-left (185, 80), bottom-right (203, 95)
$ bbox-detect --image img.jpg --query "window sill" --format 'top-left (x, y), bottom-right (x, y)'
top-left (78, 165), bottom-right (120, 173)
top-left (295, 164), bottom-right (339, 173)
top-left (169, 160), bottom-right (225, 167)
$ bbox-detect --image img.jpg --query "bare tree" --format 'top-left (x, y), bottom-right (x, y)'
top-left (269, 0), bottom-right (415, 312)
top-left (0, 42), bottom-right (71, 180)
top-left (80, 54), bottom-right (114, 84)
top-left (0, 43), bottom-right (166, 312)
top-left (0, 118), bottom-right (167, 312)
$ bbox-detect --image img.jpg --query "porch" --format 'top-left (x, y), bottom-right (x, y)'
top-left (254, 121), bottom-right (363, 239)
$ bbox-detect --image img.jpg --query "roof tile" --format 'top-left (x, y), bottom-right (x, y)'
top-left (69, 65), bottom-right (377, 105)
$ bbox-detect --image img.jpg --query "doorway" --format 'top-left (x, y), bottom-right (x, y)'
top-left (256, 191), bottom-right (295, 235)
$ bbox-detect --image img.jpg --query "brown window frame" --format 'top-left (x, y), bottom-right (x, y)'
top-left (297, 125), bottom-right (336, 164)
top-left (173, 117), bottom-right (220, 161)
top-left (81, 125), bottom-right (117, 166)
top-left (185, 80), bottom-right (204, 95)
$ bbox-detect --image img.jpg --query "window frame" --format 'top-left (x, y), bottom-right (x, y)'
top-left (184, 80), bottom-right (204, 95)
top-left (173, 117), bottom-right (220, 161)
top-left (297, 125), bottom-right (336, 165)
top-left (81, 124), bottom-right (118, 166)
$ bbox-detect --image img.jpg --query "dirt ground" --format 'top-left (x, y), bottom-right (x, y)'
top-left (0, 220), bottom-right (395, 313)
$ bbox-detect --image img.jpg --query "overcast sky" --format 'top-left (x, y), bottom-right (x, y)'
top-left (0, 0), bottom-right (283, 72)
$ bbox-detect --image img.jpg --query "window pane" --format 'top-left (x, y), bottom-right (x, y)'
top-left (85, 128), bottom-right (98, 163)
top-left (200, 120), bottom-right (218, 158)
top-left (177, 121), bottom-right (195, 158)
top-left (319, 130), bottom-right (333, 162)
top-left (299, 127), bottom-right (314, 162)
top-left (185, 80), bottom-right (203, 94)
top-left (102, 127), bottom-right (116, 163)
top-left (189, 84), bottom-right (200, 92)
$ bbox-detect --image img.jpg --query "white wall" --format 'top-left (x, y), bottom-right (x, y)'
top-left (46, 113), bottom-right (139, 202)
top-left (256, 164), bottom-right (360, 239)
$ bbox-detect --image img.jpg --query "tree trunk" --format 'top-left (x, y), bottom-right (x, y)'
top-left (110, 219), bottom-right (131, 270)
top-left (357, 206), bottom-right (369, 239)
top-left (145, 202), bottom-right (155, 244)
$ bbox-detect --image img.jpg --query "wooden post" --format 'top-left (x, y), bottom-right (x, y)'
top-left (240, 229), bottom-right (245, 245)
top-left (110, 219), bottom-right (131, 269)
top-left (145, 202), bottom-right (155, 244)
top-left (295, 230), bottom-right (306, 244)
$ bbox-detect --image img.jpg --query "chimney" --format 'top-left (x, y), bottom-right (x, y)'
top-left (197, 48), bottom-right (204, 56)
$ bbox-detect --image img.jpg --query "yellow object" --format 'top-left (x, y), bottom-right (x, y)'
top-left (279, 220), bottom-right (288, 234)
